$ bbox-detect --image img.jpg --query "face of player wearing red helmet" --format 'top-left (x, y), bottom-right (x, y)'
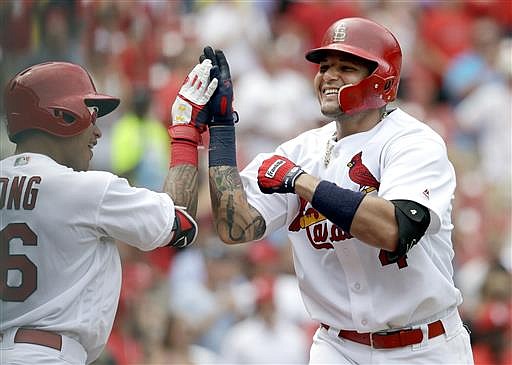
top-left (22, 107), bottom-right (101, 172)
top-left (60, 108), bottom-right (101, 171)
top-left (66, 124), bottom-right (101, 172)
top-left (13, 106), bottom-right (102, 171)
top-left (313, 51), bottom-right (373, 119)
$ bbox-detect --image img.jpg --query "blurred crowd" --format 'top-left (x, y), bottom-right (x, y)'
top-left (1, 1), bottom-right (511, 364)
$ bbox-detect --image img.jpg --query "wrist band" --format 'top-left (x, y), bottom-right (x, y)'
top-left (168, 125), bottom-right (200, 167)
top-left (208, 126), bottom-right (236, 167)
top-left (311, 181), bottom-right (365, 233)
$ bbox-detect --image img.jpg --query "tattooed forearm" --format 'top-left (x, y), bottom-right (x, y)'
top-left (209, 166), bottom-right (266, 244)
top-left (163, 164), bottom-right (199, 218)
top-left (211, 168), bottom-right (244, 192)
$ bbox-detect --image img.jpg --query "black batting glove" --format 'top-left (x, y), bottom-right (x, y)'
top-left (200, 46), bottom-right (237, 127)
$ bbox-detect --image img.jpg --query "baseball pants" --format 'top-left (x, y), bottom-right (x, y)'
top-left (309, 309), bottom-right (474, 364)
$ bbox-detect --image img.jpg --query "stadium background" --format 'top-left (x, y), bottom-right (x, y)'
top-left (1, 1), bottom-right (510, 364)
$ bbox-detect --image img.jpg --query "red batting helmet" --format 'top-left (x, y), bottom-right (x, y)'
top-left (305, 17), bottom-right (402, 114)
top-left (4, 61), bottom-right (120, 142)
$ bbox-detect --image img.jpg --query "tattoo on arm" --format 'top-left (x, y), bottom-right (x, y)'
top-left (209, 166), bottom-right (265, 243)
top-left (163, 164), bottom-right (199, 218)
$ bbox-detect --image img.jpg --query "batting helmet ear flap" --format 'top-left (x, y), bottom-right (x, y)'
top-left (338, 74), bottom-right (399, 114)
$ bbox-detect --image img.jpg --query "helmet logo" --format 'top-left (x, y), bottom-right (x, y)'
top-left (332, 23), bottom-right (347, 42)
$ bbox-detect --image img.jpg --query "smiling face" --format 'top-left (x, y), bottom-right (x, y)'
top-left (313, 51), bottom-right (374, 119)
top-left (60, 121), bottom-right (102, 171)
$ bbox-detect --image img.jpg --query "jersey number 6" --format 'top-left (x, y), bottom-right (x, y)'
top-left (0, 223), bottom-right (38, 302)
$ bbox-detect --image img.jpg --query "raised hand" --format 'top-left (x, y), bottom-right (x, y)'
top-left (168, 59), bottom-right (217, 168)
top-left (258, 155), bottom-right (305, 194)
top-left (171, 59), bottom-right (218, 133)
top-left (199, 47), bottom-right (238, 167)
top-left (200, 46), bottom-right (237, 126)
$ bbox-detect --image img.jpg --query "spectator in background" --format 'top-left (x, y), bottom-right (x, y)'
top-left (34, 4), bottom-right (81, 63)
top-left (442, 17), bottom-right (502, 104)
top-left (192, 1), bottom-right (271, 80)
top-left (452, 37), bottom-right (512, 186)
top-left (153, 49), bottom-right (201, 126)
top-left (167, 237), bottom-right (251, 354)
top-left (415, 1), bottom-right (475, 88)
top-left (234, 39), bottom-right (322, 165)
top-left (0, 0), bottom-right (33, 97)
top-left (282, 0), bottom-right (360, 52)
top-left (245, 241), bottom-right (313, 329)
top-left (220, 276), bottom-right (310, 364)
top-left (470, 262), bottom-right (512, 365)
top-left (111, 86), bottom-right (169, 190)
top-left (147, 313), bottom-right (220, 364)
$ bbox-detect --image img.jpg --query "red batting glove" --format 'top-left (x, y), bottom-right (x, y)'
top-left (257, 155), bottom-right (305, 194)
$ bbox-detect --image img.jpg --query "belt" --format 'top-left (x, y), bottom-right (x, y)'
top-left (321, 320), bottom-right (445, 349)
top-left (14, 328), bottom-right (62, 351)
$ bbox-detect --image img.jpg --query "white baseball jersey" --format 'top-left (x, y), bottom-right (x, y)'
top-left (0, 153), bottom-right (175, 363)
top-left (241, 108), bottom-right (462, 332)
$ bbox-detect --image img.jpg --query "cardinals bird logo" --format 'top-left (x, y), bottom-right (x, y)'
top-left (347, 151), bottom-right (380, 193)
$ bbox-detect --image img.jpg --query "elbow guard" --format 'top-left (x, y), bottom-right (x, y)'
top-left (387, 200), bottom-right (430, 261)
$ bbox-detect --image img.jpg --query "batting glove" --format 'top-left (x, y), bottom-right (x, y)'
top-left (258, 155), bottom-right (305, 194)
top-left (200, 46), bottom-right (238, 126)
top-left (168, 206), bottom-right (198, 249)
top-left (170, 59), bottom-right (218, 133)
top-left (168, 60), bottom-right (217, 167)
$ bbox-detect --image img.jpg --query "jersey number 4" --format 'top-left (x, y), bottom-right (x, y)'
top-left (0, 223), bottom-right (37, 302)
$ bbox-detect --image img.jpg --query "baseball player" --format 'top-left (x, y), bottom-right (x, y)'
top-left (201, 17), bottom-right (474, 364)
top-left (0, 60), bottom-right (216, 364)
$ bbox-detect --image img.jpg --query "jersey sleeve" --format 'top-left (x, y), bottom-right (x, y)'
top-left (97, 175), bottom-right (175, 250)
top-left (378, 135), bottom-right (456, 234)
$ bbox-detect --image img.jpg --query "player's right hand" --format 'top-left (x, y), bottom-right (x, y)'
top-left (200, 46), bottom-right (238, 126)
top-left (258, 155), bottom-right (305, 194)
top-left (171, 59), bottom-right (218, 134)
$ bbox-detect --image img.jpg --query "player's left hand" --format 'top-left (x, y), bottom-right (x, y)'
top-left (200, 46), bottom-right (238, 126)
top-left (258, 155), bottom-right (305, 194)
top-left (170, 59), bottom-right (218, 134)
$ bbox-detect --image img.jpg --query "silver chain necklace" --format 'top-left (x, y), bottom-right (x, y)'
top-left (323, 110), bottom-right (388, 168)
top-left (323, 131), bottom-right (337, 167)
